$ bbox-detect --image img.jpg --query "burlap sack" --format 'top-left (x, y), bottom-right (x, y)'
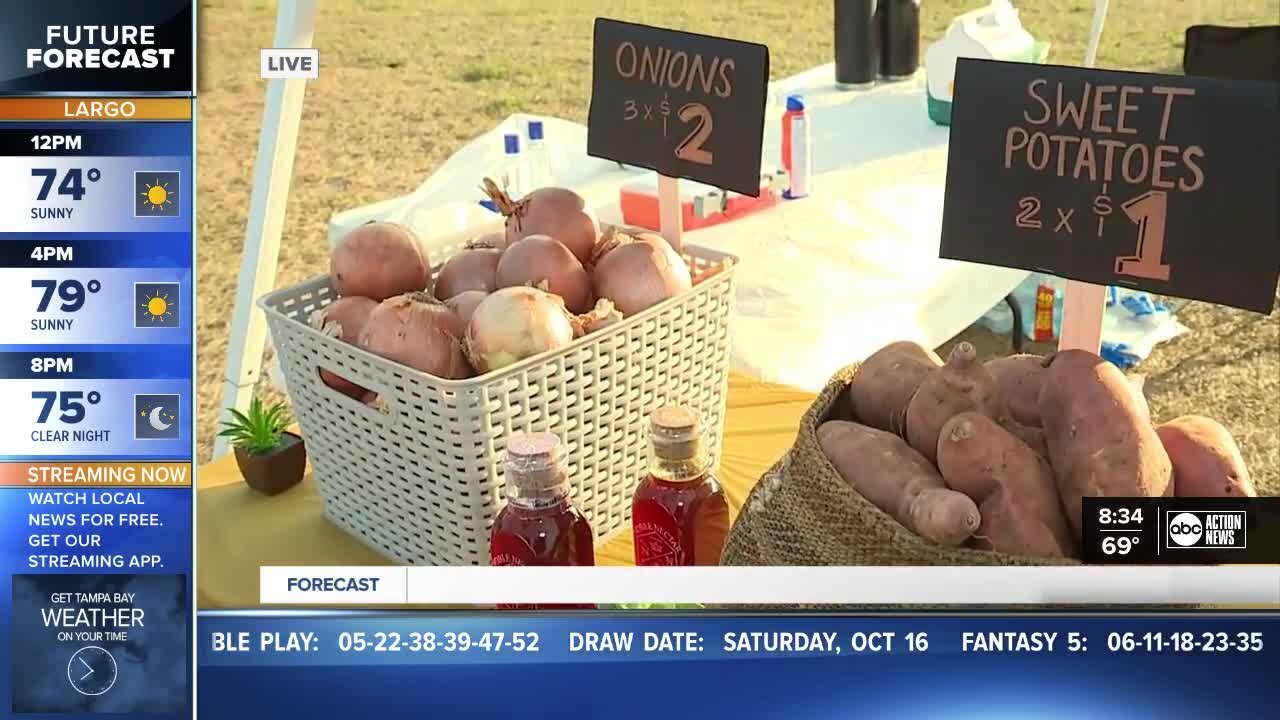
top-left (722, 363), bottom-right (1078, 567)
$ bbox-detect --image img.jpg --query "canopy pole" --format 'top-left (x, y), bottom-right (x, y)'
top-left (214, 0), bottom-right (318, 458)
top-left (1083, 0), bottom-right (1110, 67)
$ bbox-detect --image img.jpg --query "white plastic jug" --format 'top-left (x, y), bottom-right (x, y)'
top-left (957, 0), bottom-right (1035, 60)
top-left (925, 0), bottom-right (1038, 125)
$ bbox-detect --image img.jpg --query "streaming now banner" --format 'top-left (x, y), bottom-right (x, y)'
top-left (197, 612), bottom-right (1276, 718)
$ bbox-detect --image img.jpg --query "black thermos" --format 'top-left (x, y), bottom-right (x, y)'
top-left (834, 0), bottom-right (880, 88)
top-left (880, 0), bottom-right (921, 80)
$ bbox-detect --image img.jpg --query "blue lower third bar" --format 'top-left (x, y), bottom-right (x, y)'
top-left (195, 613), bottom-right (1276, 718)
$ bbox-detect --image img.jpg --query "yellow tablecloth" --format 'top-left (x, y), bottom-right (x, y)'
top-left (197, 372), bottom-right (816, 608)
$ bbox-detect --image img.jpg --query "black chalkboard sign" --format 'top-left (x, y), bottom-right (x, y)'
top-left (941, 58), bottom-right (1279, 314)
top-left (587, 18), bottom-right (770, 196)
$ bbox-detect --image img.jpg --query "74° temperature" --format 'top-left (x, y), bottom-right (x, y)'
top-left (32, 168), bottom-right (101, 201)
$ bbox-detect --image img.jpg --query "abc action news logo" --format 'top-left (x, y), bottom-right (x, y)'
top-left (1166, 511), bottom-right (1247, 550)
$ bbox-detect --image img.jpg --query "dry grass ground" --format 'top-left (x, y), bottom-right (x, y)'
top-left (197, 0), bottom-right (1277, 492)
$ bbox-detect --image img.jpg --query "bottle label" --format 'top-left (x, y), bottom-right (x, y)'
top-left (1034, 283), bottom-right (1056, 342)
top-left (633, 500), bottom-right (686, 566)
top-left (490, 532), bottom-right (535, 567)
top-left (692, 493), bottom-right (731, 566)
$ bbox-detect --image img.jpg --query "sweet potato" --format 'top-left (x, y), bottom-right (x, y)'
top-left (905, 342), bottom-right (1004, 465)
top-left (1039, 350), bottom-right (1172, 535)
top-left (937, 412), bottom-right (1076, 558)
top-left (1003, 420), bottom-right (1049, 460)
top-left (846, 341), bottom-right (943, 435)
top-left (1157, 415), bottom-right (1256, 498)
top-left (1127, 374), bottom-right (1151, 419)
top-left (984, 354), bottom-right (1047, 427)
top-left (983, 353), bottom-right (1132, 459)
top-left (818, 420), bottom-right (981, 546)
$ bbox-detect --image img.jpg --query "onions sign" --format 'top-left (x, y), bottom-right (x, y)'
top-left (587, 18), bottom-right (770, 196)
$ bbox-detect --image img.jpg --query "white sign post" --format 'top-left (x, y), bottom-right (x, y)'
top-left (656, 174), bottom-right (684, 252)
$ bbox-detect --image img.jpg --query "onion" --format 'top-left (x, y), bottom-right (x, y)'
top-left (469, 229), bottom-right (508, 251)
top-left (590, 229), bottom-right (692, 315)
top-left (433, 247), bottom-right (501, 300)
top-left (570, 298), bottom-right (624, 337)
top-left (310, 296), bottom-right (377, 342)
top-left (359, 292), bottom-right (472, 379)
top-left (496, 234), bottom-right (592, 313)
top-left (331, 222), bottom-right (430, 300)
top-left (464, 287), bottom-right (575, 374)
top-left (309, 296), bottom-right (378, 397)
top-left (445, 290), bottom-right (487, 328)
top-left (482, 178), bottom-right (599, 264)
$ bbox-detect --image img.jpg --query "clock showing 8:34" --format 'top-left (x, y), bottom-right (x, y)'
top-left (67, 646), bottom-right (118, 697)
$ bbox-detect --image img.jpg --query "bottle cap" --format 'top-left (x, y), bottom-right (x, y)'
top-left (785, 95), bottom-right (806, 112)
top-left (650, 406), bottom-right (703, 461)
top-left (504, 432), bottom-right (567, 495)
top-left (504, 134), bottom-right (520, 154)
top-left (528, 120), bottom-right (544, 140)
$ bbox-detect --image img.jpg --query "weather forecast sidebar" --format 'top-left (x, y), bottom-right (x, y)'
top-left (0, 1), bottom-right (196, 717)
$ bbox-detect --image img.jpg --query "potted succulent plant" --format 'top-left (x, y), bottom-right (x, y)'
top-left (218, 397), bottom-right (307, 496)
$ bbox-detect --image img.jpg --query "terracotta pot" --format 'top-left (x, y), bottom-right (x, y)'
top-left (235, 432), bottom-right (306, 496)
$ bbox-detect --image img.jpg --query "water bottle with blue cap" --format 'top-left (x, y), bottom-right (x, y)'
top-left (526, 120), bottom-right (552, 188)
top-left (480, 133), bottom-right (526, 212)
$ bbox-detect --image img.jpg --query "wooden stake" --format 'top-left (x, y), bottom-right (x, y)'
top-left (1058, 280), bottom-right (1107, 353)
top-left (657, 173), bottom-right (683, 252)
top-left (1059, 0), bottom-right (1112, 354)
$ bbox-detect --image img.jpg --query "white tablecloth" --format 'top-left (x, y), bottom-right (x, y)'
top-left (326, 65), bottom-right (1027, 392)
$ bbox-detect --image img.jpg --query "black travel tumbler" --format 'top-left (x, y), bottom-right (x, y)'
top-left (835, 0), bottom-right (880, 89)
top-left (880, 0), bottom-right (921, 80)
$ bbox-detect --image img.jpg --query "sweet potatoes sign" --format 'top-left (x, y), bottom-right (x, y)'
top-left (941, 59), bottom-right (1279, 314)
top-left (587, 18), bottom-right (770, 196)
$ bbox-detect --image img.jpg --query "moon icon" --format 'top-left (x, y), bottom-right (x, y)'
top-left (148, 407), bottom-right (172, 431)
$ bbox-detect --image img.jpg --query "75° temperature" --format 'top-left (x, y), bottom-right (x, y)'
top-left (32, 391), bottom-right (101, 424)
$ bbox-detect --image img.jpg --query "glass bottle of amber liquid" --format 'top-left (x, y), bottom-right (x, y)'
top-left (632, 406), bottom-right (730, 566)
top-left (490, 432), bottom-right (594, 568)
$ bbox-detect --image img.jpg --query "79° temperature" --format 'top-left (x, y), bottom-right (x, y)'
top-left (32, 279), bottom-right (100, 312)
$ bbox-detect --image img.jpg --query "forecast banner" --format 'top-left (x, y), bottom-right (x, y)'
top-left (0, 1), bottom-right (195, 717)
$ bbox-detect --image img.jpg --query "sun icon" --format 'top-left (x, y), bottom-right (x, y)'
top-left (140, 290), bottom-right (176, 324)
top-left (140, 177), bottom-right (176, 212)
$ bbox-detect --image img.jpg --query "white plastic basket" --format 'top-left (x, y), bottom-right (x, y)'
top-left (259, 239), bottom-right (737, 566)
